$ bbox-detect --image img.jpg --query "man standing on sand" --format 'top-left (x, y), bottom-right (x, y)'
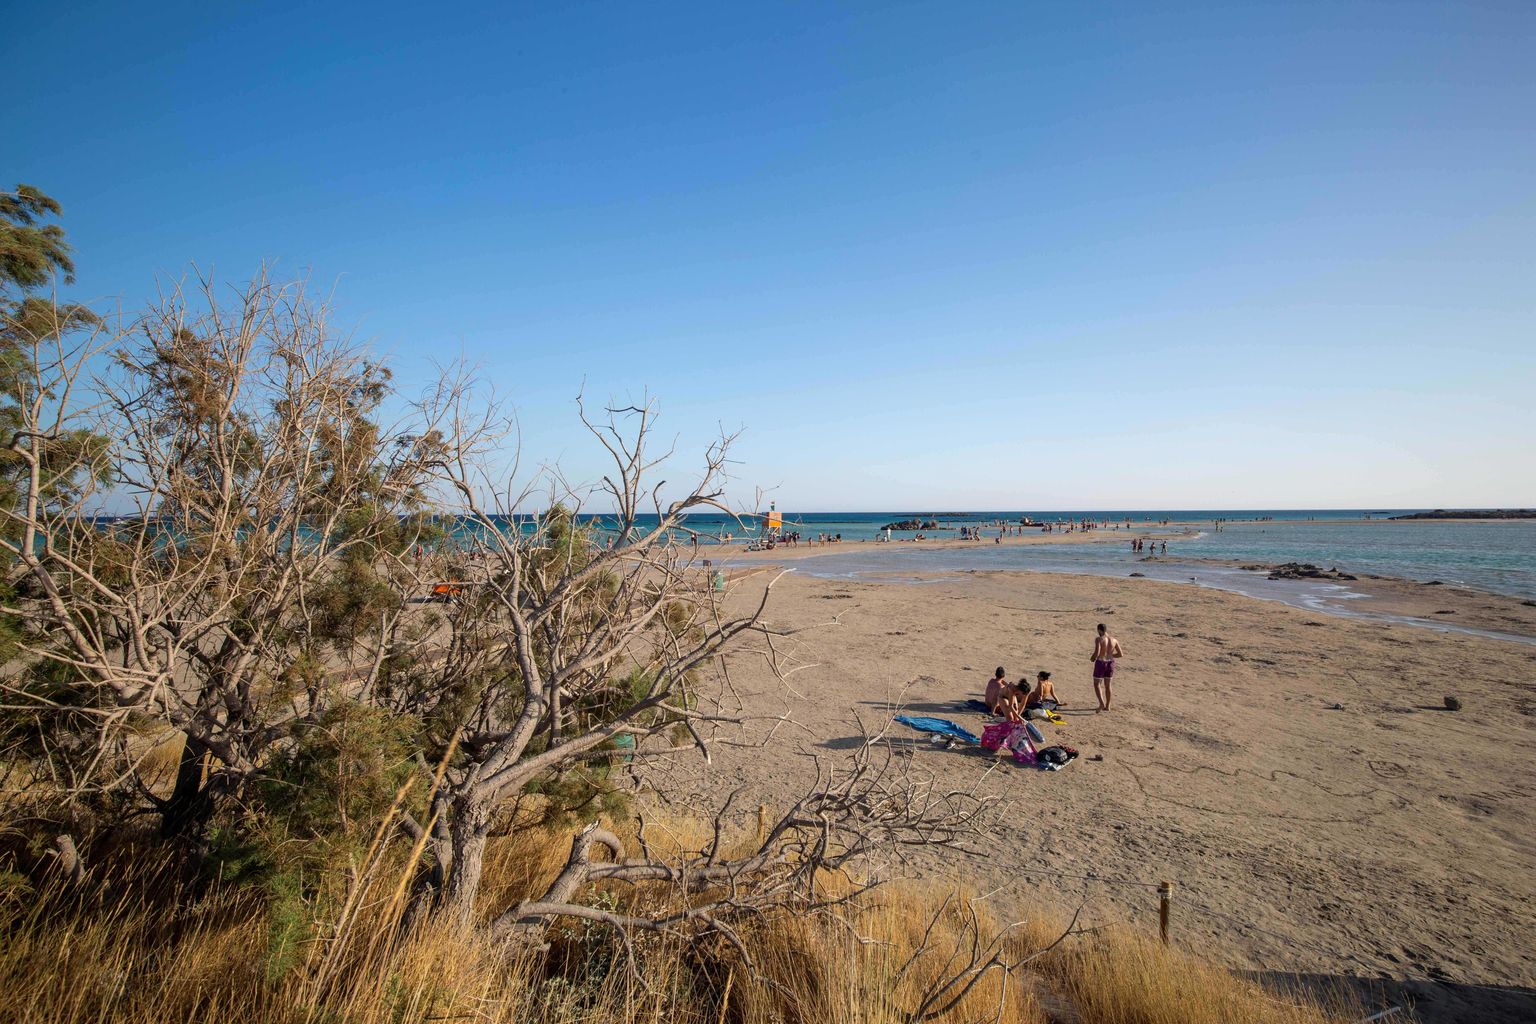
top-left (1091, 623), bottom-right (1123, 712)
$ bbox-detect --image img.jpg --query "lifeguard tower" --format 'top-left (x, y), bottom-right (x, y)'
top-left (765, 502), bottom-right (783, 542)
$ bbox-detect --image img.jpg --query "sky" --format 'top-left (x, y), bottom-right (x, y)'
top-left (9, 0), bottom-right (1535, 511)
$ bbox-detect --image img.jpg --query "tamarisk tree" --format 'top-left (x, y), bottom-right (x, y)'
top-left (383, 381), bottom-right (994, 939)
top-left (376, 379), bottom-right (787, 918)
top-left (1, 271), bottom-right (434, 837)
top-left (3, 263), bottom-right (995, 949)
top-left (0, 184), bottom-right (104, 666)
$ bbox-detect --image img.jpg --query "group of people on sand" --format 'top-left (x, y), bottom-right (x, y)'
top-left (983, 624), bottom-right (1124, 715)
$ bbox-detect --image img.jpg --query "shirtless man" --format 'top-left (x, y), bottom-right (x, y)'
top-left (984, 667), bottom-right (1010, 714)
top-left (1090, 623), bottom-right (1123, 712)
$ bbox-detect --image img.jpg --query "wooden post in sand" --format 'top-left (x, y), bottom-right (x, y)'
top-left (1158, 880), bottom-right (1175, 944)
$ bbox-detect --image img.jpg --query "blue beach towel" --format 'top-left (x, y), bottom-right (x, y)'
top-left (894, 715), bottom-right (980, 745)
top-left (964, 698), bottom-right (993, 714)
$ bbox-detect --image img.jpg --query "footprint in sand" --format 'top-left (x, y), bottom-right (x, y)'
top-left (1117, 760), bottom-right (1411, 824)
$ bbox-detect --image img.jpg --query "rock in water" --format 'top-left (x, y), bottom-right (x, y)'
top-left (880, 518), bottom-right (939, 531)
top-left (1265, 562), bottom-right (1358, 581)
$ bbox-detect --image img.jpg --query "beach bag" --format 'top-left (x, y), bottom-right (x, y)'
top-left (1036, 745), bottom-right (1080, 768)
top-left (1009, 727), bottom-right (1037, 765)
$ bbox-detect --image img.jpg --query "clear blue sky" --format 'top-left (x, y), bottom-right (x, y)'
top-left (11, 1), bottom-right (1535, 510)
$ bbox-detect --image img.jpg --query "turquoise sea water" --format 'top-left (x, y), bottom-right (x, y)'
top-left (658, 511), bottom-right (1535, 643)
top-left (699, 513), bottom-right (1536, 643)
top-left (416, 508), bottom-right (1536, 641)
top-left (646, 509), bottom-right (1525, 585)
top-left (646, 508), bottom-right (1402, 544)
top-left (624, 510), bottom-right (1536, 601)
top-left (1171, 518), bottom-right (1536, 598)
top-left (486, 508), bottom-right (1536, 604)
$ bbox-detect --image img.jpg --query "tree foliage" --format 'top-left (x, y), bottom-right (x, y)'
top-left (2, 249), bottom-right (988, 968)
top-left (0, 184), bottom-right (74, 290)
top-left (0, 186), bottom-right (104, 668)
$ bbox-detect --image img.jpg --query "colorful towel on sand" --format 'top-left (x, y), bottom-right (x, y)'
top-left (894, 715), bottom-right (979, 744)
top-left (980, 722), bottom-right (1037, 765)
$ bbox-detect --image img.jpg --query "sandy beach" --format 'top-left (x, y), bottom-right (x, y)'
top-left (668, 567), bottom-right (1536, 1024)
top-left (707, 521), bottom-right (1536, 640)
top-left (711, 524), bottom-right (1199, 560)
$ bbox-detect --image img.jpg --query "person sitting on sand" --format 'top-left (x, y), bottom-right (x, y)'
top-left (984, 667), bottom-right (1008, 713)
top-left (1024, 670), bottom-right (1062, 711)
top-left (995, 680), bottom-right (1028, 722)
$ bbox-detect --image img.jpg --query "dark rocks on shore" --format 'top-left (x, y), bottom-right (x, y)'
top-left (1244, 562), bottom-right (1358, 581)
top-left (1389, 509), bottom-right (1536, 520)
top-left (881, 518), bottom-right (938, 531)
top-left (1128, 572), bottom-right (1145, 577)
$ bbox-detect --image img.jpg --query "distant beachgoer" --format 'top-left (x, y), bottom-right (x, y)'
top-left (1091, 623), bottom-right (1123, 712)
top-left (984, 667), bottom-right (1008, 713)
top-left (1161, 541), bottom-right (1166, 554)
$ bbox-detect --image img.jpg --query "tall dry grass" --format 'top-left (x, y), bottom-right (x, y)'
top-left (1012, 913), bottom-right (1361, 1024)
top-left (0, 814), bottom-right (1042, 1024)
top-left (0, 813), bottom-right (1358, 1024)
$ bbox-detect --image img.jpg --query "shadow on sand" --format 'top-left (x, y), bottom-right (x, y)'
top-left (817, 734), bottom-right (1002, 759)
top-left (1247, 970), bottom-right (1536, 1024)
top-left (855, 698), bottom-right (980, 715)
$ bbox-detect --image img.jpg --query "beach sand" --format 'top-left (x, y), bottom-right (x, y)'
top-left (663, 568), bottom-right (1536, 1023)
top-left (713, 524), bottom-right (1197, 560)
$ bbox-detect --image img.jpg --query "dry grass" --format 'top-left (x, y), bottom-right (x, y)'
top-left (0, 813), bottom-right (1358, 1024)
top-left (1011, 913), bottom-right (1361, 1024)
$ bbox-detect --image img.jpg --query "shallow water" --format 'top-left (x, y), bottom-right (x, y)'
top-left (1171, 519), bottom-right (1536, 599)
top-left (732, 541), bottom-right (1536, 647)
top-left (657, 510), bottom-right (1536, 600)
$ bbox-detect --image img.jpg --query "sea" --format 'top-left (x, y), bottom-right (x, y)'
top-left (632, 509), bottom-right (1536, 640)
